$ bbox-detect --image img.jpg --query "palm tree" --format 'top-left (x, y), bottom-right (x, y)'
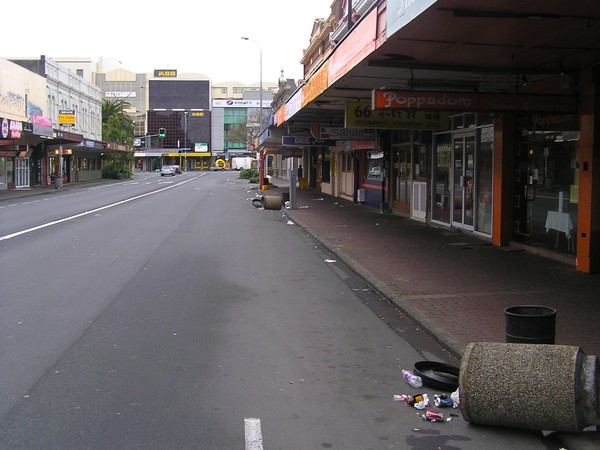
top-left (101, 98), bottom-right (135, 145)
top-left (101, 98), bottom-right (135, 179)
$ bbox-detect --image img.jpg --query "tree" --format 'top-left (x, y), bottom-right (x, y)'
top-left (102, 99), bottom-right (134, 145)
top-left (101, 99), bottom-right (135, 179)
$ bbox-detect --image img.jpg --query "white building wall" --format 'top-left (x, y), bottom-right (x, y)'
top-left (46, 58), bottom-right (102, 140)
top-left (0, 58), bottom-right (46, 121)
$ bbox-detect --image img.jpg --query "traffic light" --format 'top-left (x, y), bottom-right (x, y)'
top-left (159, 127), bottom-right (166, 138)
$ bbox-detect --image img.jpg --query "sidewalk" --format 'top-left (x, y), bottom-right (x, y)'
top-left (266, 181), bottom-right (600, 360)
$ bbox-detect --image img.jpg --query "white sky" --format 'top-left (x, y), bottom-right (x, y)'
top-left (5, 0), bottom-right (332, 84)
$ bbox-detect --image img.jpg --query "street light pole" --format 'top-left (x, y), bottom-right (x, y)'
top-left (184, 111), bottom-right (188, 171)
top-left (241, 36), bottom-right (266, 189)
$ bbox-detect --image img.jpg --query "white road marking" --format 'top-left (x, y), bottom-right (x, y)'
top-left (244, 417), bottom-right (263, 450)
top-left (0, 176), bottom-right (200, 242)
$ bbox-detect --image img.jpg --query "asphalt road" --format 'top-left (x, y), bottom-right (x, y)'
top-left (0, 172), bottom-right (559, 449)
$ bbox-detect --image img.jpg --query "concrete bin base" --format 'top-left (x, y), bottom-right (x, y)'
top-left (252, 194), bottom-right (282, 210)
top-left (459, 342), bottom-right (599, 432)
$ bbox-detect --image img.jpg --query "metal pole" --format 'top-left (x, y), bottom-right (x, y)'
top-left (260, 46), bottom-right (265, 188)
top-left (241, 36), bottom-right (266, 188)
top-left (184, 111), bottom-right (188, 171)
top-left (289, 156), bottom-right (297, 209)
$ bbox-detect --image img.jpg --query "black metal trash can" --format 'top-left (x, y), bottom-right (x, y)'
top-left (505, 305), bottom-right (557, 344)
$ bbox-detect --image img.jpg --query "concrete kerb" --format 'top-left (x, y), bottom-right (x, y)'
top-left (287, 211), bottom-right (467, 360)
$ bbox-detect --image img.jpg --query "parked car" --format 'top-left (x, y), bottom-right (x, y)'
top-left (160, 165), bottom-right (176, 176)
top-left (171, 164), bottom-right (182, 174)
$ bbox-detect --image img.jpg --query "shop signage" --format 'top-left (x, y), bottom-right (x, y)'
top-left (213, 100), bottom-right (270, 108)
top-left (372, 90), bottom-right (578, 113)
top-left (302, 61), bottom-right (329, 108)
top-left (282, 136), bottom-right (336, 147)
top-left (319, 127), bottom-right (375, 140)
top-left (59, 109), bottom-right (76, 126)
top-left (106, 92), bottom-right (137, 98)
top-left (0, 117), bottom-right (25, 139)
top-left (195, 142), bottom-right (209, 152)
top-left (346, 101), bottom-right (448, 129)
top-left (9, 119), bottom-right (22, 139)
top-left (154, 69), bottom-right (177, 77)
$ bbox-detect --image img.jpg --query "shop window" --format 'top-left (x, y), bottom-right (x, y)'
top-left (432, 133), bottom-right (452, 224)
top-left (322, 150), bottom-right (331, 183)
top-left (81, 158), bottom-right (89, 170)
top-left (476, 127), bottom-right (494, 234)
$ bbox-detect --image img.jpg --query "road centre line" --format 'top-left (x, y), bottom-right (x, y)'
top-left (0, 176), bottom-right (201, 242)
top-left (244, 417), bottom-right (263, 450)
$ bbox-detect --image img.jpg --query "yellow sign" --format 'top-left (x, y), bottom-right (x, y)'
top-left (214, 158), bottom-right (226, 168)
top-left (154, 70), bottom-right (177, 77)
top-left (191, 111), bottom-right (204, 117)
top-left (58, 113), bottom-right (75, 125)
top-left (345, 101), bottom-right (448, 130)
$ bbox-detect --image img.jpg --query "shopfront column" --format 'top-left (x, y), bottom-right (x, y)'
top-left (576, 68), bottom-right (600, 273)
top-left (492, 113), bottom-right (517, 247)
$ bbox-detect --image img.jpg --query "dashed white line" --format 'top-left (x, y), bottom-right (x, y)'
top-left (244, 417), bottom-right (263, 450)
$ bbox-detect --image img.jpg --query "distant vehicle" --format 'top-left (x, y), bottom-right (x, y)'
top-left (369, 166), bottom-right (382, 178)
top-left (211, 158), bottom-right (227, 171)
top-left (171, 165), bottom-right (182, 174)
top-left (232, 157), bottom-right (255, 171)
top-left (160, 165), bottom-right (176, 176)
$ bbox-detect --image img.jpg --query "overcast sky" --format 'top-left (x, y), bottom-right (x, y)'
top-left (5, 0), bottom-right (332, 84)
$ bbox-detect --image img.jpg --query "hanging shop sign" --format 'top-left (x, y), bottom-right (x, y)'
top-left (346, 101), bottom-right (448, 129)
top-left (319, 127), bottom-right (375, 140)
top-left (372, 90), bottom-right (577, 113)
top-left (282, 136), bottom-right (337, 147)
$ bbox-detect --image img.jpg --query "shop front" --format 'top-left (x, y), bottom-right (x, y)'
top-left (432, 113), bottom-right (494, 235)
top-left (513, 114), bottom-right (580, 255)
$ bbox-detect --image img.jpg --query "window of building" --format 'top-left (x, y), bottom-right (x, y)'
top-left (76, 69), bottom-right (84, 77)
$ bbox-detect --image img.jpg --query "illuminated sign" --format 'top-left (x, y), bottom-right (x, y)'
top-left (191, 111), bottom-right (205, 117)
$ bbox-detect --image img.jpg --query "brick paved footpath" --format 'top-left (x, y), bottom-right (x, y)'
top-left (267, 183), bottom-right (600, 360)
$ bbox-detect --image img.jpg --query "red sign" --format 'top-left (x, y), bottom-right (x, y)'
top-left (372, 90), bottom-right (577, 113)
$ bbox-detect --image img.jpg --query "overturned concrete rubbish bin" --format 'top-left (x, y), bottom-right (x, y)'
top-left (252, 194), bottom-right (282, 210)
top-left (459, 342), bottom-right (599, 432)
top-left (505, 305), bottom-right (556, 344)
